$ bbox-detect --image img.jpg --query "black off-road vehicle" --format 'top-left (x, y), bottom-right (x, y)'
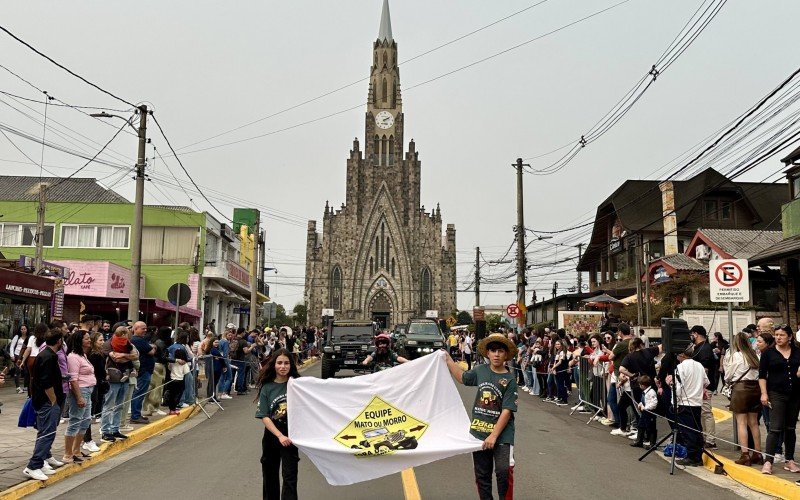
top-left (320, 321), bottom-right (377, 379)
top-left (396, 318), bottom-right (446, 360)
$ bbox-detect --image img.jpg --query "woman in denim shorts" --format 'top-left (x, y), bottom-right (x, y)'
top-left (64, 330), bottom-right (97, 464)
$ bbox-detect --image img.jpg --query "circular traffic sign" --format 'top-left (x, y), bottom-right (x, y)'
top-left (714, 261), bottom-right (743, 288)
top-left (168, 283), bottom-right (191, 306)
top-left (506, 304), bottom-right (520, 318)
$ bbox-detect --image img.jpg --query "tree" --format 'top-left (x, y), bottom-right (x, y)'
top-left (273, 304), bottom-right (288, 326)
top-left (293, 303), bottom-right (308, 324)
top-left (486, 313), bottom-right (503, 332)
top-left (456, 310), bottom-right (473, 326)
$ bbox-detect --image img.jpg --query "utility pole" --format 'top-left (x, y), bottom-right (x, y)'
top-left (552, 282), bottom-right (558, 326)
top-left (34, 183), bottom-right (47, 273)
top-left (635, 236), bottom-right (643, 327)
top-left (249, 217), bottom-right (260, 331)
top-left (644, 248), bottom-right (651, 327)
top-left (514, 158), bottom-right (529, 331)
top-left (128, 105), bottom-right (147, 323)
top-left (576, 243), bottom-right (583, 293)
top-left (474, 246), bottom-right (481, 307)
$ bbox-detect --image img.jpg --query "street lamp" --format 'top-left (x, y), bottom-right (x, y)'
top-left (92, 105), bottom-right (148, 322)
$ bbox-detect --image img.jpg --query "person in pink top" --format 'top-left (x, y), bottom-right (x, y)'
top-left (64, 331), bottom-right (97, 463)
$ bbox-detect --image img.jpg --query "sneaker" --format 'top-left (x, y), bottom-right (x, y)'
top-left (154, 410), bottom-right (167, 416)
top-left (45, 457), bottom-right (64, 468)
top-left (704, 442), bottom-right (717, 450)
top-left (16, 387), bottom-right (24, 394)
top-left (82, 441), bottom-right (101, 453)
top-left (643, 441), bottom-right (652, 447)
top-left (762, 462), bottom-right (773, 475)
top-left (59, 418), bottom-right (66, 424)
top-left (179, 403), bottom-right (190, 408)
top-left (677, 458), bottom-right (702, 467)
top-left (555, 401), bottom-right (568, 407)
top-left (543, 397), bottom-right (553, 402)
top-left (628, 433), bottom-right (640, 440)
top-left (219, 394), bottom-right (233, 400)
top-left (783, 460), bottom-right (800, 473)
top-left (610, 428), bottom-right (628, 436)
top-left (40, 463), bottom-right (56, 475)
top-left (119, 425), bottom-right (134, 432)
top-left (774, 453), bottom-right (786, 463)
top-left (130, 417), bottom-right (150, 424)
top-left (112, 432), bottom-right (129, 440)
top-left (599, 418), bottom-right (616, 426)
top-left (23, 468), bottom-right (48, 481)
top-left (100, 434), bottom-right (116, 443)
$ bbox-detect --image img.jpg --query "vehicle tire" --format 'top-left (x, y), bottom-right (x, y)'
top-left (376, 444), bottom-right (391, 454)
top-left (400, 437), bottom-right (418, 450)
top-left (321, 357), bottom-right (335, 379)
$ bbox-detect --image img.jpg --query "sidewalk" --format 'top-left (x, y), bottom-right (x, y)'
top-left (0, 383), bottom-right (204, 495)
top-left (707, 394), bottom-right (800, 499)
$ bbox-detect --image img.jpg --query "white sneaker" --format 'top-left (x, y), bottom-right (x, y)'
top-left (59, 418), bottom-right (66, 424)
top-left (40, 463), bottom-right (56, 475)
top-left (774, 453), bottom-right (786, 463)
top-left (16, 387), bottom-right (24, 394)
top-left (628, 433), bottom-right (639, 440)
top-left (82, 441), bottom-right (101, 453)
top-left (45, 457), bottom-right (64, 468)
top-left (220, 394), bottom-right (232, 400)
top-left (154, 410), bottom-right (167, 416)
top-left (610, 428), bottom-right (628, 436)
top-left (179, 403), bottom-right (190, 408)
top-left (119, 425), bottom-right (134, 432)
top-left (23, 468), bottom-right (48, 481)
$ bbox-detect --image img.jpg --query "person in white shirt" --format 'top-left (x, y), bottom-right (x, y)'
top-left (666, 347), bottom-right (709, 466)
top-left (462, 334), bottom-right (473, 370)
top-left (723, 331), bottom-right (762, 466)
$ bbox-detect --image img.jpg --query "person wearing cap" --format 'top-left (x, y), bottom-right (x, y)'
top-left (666, 346), bottom-right (709, 467)
top-left (444, 333), bottom-right (518, 500)
top-left (690, 325), bottom-right (717, 448)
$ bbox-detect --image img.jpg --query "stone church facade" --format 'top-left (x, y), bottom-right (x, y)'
top-left (305, 1), bottom-right (457, 327)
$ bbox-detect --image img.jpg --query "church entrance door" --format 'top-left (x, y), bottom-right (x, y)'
top-left (370, 292), bottom-right (393, 330)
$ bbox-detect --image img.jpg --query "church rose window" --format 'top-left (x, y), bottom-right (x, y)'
top-left (420, 267), bottom-right (432, 312)
top-left (330, 266), bottom-right (343, 311)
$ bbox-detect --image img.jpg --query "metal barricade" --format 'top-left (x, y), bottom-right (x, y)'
top-left (570, 356), bottom-right (606, 424)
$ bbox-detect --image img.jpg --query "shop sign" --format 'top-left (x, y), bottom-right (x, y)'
top-left (227, 261), bottom-right (251, 287)
top-left (54, 260), bottom-right (137, 298)
top-left (0, 268), bottom-right (54, 300)
top-left (609, 238), bottom-right (624, 254)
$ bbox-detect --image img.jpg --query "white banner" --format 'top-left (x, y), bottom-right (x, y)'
top-left (288, 350), bottom-right (483, 485)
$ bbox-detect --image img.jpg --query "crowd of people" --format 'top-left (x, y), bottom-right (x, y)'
top-left (3, 316), bottom-right (323, 482)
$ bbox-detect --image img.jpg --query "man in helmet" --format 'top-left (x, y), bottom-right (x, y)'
top-left (362, 333), bottom-right (408, 372)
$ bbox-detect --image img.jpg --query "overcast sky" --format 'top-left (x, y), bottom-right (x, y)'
top-left (1, 0), bottom-right (798, 311)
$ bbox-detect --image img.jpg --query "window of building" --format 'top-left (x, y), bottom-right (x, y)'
top-left (721, 201), bottom-right (732, 220)
top-left (391, 258), bottom-right (395, 278)
top-left (381, 135), bottom-right (387, 166)
top-left (420, 267), bottom-right (432, 312)
top-left (388, 136), bottom-right (395, 165)
top-left (704, 199), bottom-right (718, 220)
top-left (0, 223), bottom-right (55, 247)
top-left (382, 78), bottom-right (388, 103)
top-left (793, 175), bottom-right (800, 200)
top-left (141, 226), bottom-right (197, 264)
top-left (60, 224), bottom-right (127, 249)
top-left (330, 266), bottom-right (342, 311)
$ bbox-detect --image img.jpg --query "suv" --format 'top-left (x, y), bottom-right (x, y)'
top-left (396, 318), bottom-right (445, 360)
top-left (321, 321), bottom-right (376, 379)
top-left (357, 427), bottom-right (418, 453)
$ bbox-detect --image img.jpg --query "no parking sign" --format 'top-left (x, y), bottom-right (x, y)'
top-left (709, 259), bottom-right (750, 303)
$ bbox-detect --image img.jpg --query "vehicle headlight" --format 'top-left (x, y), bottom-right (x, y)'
top-left (334, 346), bottom-right (341, 351)
top-left (433, 341), bottom-right (443, 347)
top-left (323, 346), bottom-right (333, 353)
top-left (407, 340), bottom-right (418, 346)
top-left (360, 345), bottom-right (369, 350)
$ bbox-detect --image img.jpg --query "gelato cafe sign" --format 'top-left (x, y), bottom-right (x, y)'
top-left (54, 261), bottom-right (142, 298)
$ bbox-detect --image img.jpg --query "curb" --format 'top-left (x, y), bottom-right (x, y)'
top-left (0, 404), bottom-right (201, 500)
top-left (701, 452), bottom-right (799, 500)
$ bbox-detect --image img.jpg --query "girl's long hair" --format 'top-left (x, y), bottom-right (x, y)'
top-left (257, 348), bottom-right (299, 386)
top-left (732, 331), bottom-right (759, 369)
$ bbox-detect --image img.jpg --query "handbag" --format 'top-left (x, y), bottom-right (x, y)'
top-left (18, 397), bottom-right (37, 428)
top-left (722, 369), bottom-right (750, 401)
top-left (106, 357), bottom-right (124, 384)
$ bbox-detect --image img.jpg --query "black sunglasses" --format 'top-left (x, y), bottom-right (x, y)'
top-left (774, 324), bottom-right (790, 331)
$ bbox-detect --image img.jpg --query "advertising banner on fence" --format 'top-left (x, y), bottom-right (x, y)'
top-left (288, 350), bottom-right (483, 485)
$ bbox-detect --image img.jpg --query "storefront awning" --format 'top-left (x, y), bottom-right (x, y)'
top-left (153, 298), bottom-right (202, 318)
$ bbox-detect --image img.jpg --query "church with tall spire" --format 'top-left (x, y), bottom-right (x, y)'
top-left (305, 0), bottom-right (457, 327)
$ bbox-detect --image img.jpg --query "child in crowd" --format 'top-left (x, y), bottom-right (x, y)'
top-left (110, 328), bottom-right (135, 382)
top-left (445, 333), bottom-right (518, 500)
top-left (631, 374), bottom-right (658, 448)
top-left (165, 349), bottom-right (190, 415)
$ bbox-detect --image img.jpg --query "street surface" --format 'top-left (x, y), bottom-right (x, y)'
top-left (31, 361), bottom-right (751, 500)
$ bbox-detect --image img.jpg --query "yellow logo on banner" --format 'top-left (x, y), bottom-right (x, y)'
top-left (334, 396), bottom-right (429, 458)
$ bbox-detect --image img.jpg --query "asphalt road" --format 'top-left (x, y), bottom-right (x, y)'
top-left (33, 361), bottom-right (754, 500)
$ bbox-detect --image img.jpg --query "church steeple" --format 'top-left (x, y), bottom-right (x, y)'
top-left (378, 0), bottom-right (393, 42)
top-left (366, 0), bottom-right (402, 166)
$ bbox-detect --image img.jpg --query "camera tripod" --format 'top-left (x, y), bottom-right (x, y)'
top-left (638, 356), bottom-right (725, 476)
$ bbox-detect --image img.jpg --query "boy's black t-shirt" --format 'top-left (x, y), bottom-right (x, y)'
top-left (462, 364), bottom-right (518, 445)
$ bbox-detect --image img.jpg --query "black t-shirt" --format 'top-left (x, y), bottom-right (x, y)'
top-left (31, 347), bottom-right (65, 410)
top-left (692, 341), bottom-right (718, 390)
top-left (621, 347), bottom-right (660, 380)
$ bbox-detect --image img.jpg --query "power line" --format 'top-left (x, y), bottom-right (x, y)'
top-left (0, 24), bottom-right (136, 108)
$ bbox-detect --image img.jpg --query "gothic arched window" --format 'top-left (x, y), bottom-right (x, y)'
top-left (392, 81), bottom-right (397, 107)
top-left (373, 134), bottom-right (380, 164)
top-left (420, 267), bottom-right (432, 312)
top-left (382, 78), bottom-right (388, 103)
top-left (370, 257), bottom-right (374, 275)
top-left (381, 135), bottom-right (388, 167)
top-left (380, 222), bottom-right (386, 268)
top-left (391, 258), bottom-right (396, 278)
top-left (330, 266), bottom-right (343, 311)
top-left (382, 52), bottom-right (388, 67)
top-left (388, 135), bottom-right (395, 165)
